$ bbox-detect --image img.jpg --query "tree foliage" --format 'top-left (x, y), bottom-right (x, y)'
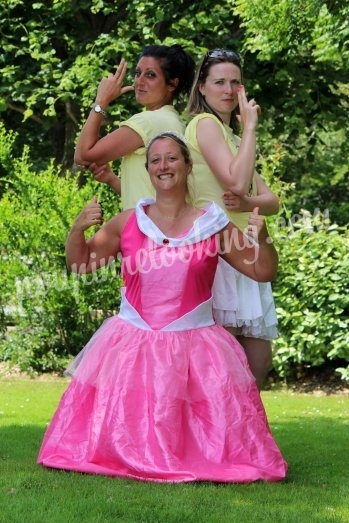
top-left (234, 0), bottom-right (349, 224)
top-left (1, 0), bottom-right (348, 222)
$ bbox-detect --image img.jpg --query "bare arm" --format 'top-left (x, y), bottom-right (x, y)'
top-left (74, 58), bottom-right (141, 166)
top-left (65, 197), bottom-right (130, 273)
top-left (75, 123), bottom-right (144, 166)
top-left (222, 173), bottom-right (279, 216)
top-left (196, 86), bottom-right (260, 196)
top-left (220, 208), bottom-right (278, 282)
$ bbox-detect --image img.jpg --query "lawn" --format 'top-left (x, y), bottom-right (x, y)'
top-left (0, 376), bottom-right (348, 523)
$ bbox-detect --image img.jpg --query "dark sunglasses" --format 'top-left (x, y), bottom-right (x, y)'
top-left (205, 49), bottom-right (241, 62)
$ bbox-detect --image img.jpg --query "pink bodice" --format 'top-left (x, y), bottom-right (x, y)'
top-left (119, 200), bottom-right (229, 330)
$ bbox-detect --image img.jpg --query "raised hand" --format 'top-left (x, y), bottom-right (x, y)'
top-left (246, 207), bottom-right (270, 244)
top-left (237, 85), bottom-right (261, 131)
top-left (95, 58), bottom-right (134, 107)
top-left (73, 196), bottom-right (103, 231)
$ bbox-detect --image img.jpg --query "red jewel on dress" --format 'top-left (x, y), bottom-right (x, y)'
top-left (163, 238), bottom-right (169, 245)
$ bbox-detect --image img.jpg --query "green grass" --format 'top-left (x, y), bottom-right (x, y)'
top-left (0, 378), bottom-right (348, 523)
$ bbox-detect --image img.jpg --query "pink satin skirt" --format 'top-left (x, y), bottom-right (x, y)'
top-left (37, 315), bottom-right (287, 482)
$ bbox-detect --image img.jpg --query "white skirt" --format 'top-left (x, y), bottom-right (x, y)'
top-left (212, 257), bottom-right (278, 340)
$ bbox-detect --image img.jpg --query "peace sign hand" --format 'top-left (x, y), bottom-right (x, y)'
top-left (95, 58), bottom-right (134, 107)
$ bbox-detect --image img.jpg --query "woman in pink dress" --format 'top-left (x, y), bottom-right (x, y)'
top-left (37, 132), bottom-right (287, 483)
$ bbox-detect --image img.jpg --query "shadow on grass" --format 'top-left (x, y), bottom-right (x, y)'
top-left (0, 424), bottom-right (44, 467)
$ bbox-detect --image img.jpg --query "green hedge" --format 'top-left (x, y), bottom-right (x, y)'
top-left (271, 210), bottom-right (349, 382)
top-left (0, 126), bottom-right (121, 373)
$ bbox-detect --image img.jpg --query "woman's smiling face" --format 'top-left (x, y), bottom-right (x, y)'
top-left (147, 137), bottom-right (192, 191)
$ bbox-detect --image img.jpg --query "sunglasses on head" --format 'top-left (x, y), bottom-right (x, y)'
top-left (205, 49), bottom-right (241, 63)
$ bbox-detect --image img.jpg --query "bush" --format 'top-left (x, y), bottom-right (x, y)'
top-left (271, 209), bottom-right (349, 382)
top-left (0, 138), bottom-right (122, 373)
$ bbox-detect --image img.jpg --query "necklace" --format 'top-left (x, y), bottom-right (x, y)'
top-left (152, 203), bottom-right (190, 221)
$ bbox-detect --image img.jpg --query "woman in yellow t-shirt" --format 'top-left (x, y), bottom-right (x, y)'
top-left (185, 49), bottom-right (280, 389)
top-left (74, 44), bottom-right (195, 210)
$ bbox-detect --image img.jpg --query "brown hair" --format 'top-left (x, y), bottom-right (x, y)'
top-left (140, 44), bottom-right (195, 106)
top-left (145, 132), bottom-right (192, 169)
top-left (187, 49), bottom-right (242, 134)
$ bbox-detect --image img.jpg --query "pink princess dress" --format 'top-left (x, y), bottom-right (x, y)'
top-left (37, 199), bottom-right (287, 483)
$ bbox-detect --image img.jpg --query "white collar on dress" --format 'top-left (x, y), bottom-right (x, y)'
top-left (135, 198), bottom-right (229, 246)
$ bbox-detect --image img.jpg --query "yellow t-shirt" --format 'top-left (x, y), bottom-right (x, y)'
top-left (119, 105), bottom-right (185, 210)
top-left (185, 113), bottom-right (257, 232)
